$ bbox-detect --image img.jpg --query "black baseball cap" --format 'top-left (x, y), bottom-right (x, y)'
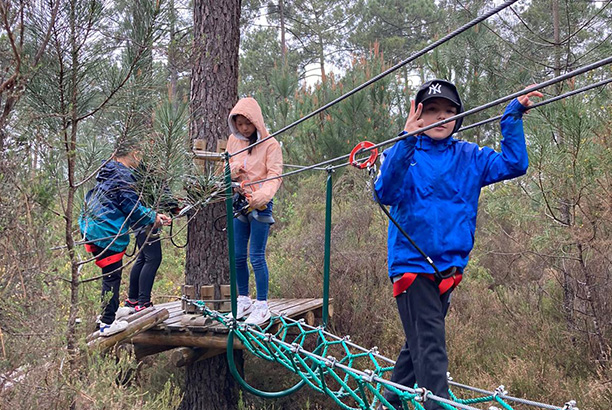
top-left (415, 79), bottom-right (464, 134)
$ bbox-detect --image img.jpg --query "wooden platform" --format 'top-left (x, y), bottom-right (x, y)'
top-left (87, 298), bottom-right (329, 363)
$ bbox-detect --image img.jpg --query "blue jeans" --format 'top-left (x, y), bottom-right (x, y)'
top-left (234, 216), bottom-right (270, 301)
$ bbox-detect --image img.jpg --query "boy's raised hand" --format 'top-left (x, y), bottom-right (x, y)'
top-left (403, 100), bottom-right (424, 134)
top-left (517, 85), bottom-right (543, 108)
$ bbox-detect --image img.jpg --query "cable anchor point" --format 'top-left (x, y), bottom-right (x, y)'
top-left (563, 400), bottom-right (578, 410)
top-left (494, 385), bottom-right (508, 397)
top-left (349, 141), bottom-right (378, 169)
top-left (363, 369), bottom-right (376, 383)
top-left (325, 356), bottom-right (338, 368)
top-left (414, 387), bottom-right (429, 403)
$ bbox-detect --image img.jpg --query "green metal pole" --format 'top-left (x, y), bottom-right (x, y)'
top-left (224, 153), bottom-right (305, 398)
top-left (322, 168), bottom-right (333, 327)
top-left (224, 154), bottom-right (238, 317)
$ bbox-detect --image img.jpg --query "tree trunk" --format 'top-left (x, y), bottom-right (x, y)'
top-left (182, 1), bottom-right (243, 409)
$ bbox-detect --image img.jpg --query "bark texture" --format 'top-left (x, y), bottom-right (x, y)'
top-left (182, 1), bottom-right (243, 409)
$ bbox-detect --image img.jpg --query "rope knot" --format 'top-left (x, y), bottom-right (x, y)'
top-left (290, 343), bottom-right (301, 353)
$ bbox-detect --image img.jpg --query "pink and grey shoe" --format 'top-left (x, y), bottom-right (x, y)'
top-left (115, 299), bottom-right (138, 319)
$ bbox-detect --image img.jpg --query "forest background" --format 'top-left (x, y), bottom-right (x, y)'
top-left (0, 0), bottom-right (611, 409)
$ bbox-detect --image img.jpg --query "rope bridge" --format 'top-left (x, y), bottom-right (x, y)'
top-left (183, 2), bottom-right (608, 408)
top-left (187, 299), bottom-right (576, 410)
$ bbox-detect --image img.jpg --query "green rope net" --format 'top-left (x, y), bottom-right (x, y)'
top-left (188, 300), bottom-right (572, 410)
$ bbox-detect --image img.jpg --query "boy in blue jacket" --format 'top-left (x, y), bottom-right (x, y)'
top-left (374, 80), bottom-right (541, 409)
top-left (80, 144), bottom-right (171, 336)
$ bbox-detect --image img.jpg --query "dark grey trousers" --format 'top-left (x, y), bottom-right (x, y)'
top-left (384, 274), bottom-right (452, 410)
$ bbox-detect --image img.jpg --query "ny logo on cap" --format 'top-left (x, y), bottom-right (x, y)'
top-left (428, 83), bottom-right (442, 95)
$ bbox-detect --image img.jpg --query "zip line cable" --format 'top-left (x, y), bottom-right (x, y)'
top-left (227, 0), bottom-right (522, 158)
top-left (457, 76), bottom-right (612, 133)
top-left (325, 76), bottom-right (612, 172)
top-left (230, 56), bottom-right (612, 188)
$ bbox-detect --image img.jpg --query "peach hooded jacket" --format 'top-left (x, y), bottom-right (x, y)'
top-left (226, 98), bottom-right (283, 209)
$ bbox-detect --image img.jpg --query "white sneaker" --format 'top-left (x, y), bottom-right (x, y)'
top-left (115, 306), bottom-right (135, 319)
top-left (99, 320), bottom-right (128, 337)
top-left (228, 295), bottom-right (253, 320)
top-left (244, 300), bottom-right (271, 325)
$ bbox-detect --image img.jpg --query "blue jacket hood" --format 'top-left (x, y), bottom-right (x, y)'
top-left (79, 160), bottom-right (156, 253)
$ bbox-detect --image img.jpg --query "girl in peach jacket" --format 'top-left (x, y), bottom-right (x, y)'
top-left (226, 97), bottom-right (283, 324)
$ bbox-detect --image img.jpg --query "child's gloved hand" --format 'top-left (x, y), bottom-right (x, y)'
top-left (154, 213), bottom-right (172, 228)
top-left (403, 100), bottom-right (425, 134)
top-left (517, 85), bottom-right (543, 109)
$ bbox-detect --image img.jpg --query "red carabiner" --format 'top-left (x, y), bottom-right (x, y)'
top-left (349, 141), bottom-right (378, 169)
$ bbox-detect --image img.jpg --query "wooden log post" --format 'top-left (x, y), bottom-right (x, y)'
top-left (183, 285), bottom-right (197, 314)
top-left (220, 284), bottom-right (231, 312)
top-left (200, 284), bottom-right (215, 310)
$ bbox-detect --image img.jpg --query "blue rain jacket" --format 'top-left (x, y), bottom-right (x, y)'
top-left (79, 160), bottom-right (156, 253)
top-left (374, 99), bottom-right (528, 278)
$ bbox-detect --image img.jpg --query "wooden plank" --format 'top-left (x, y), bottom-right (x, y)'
top-left (219, 285), bottom-right (231, 312)
top-left (86, 307), bottom-right (158, 342)
top-left (269, 299), bottom-right (308, 314)
top-left (156, 300), bottom-right (181, 310)
top-left (88, 308), bottom-right (170, 353)
top-left (280, 299), bottom-right (324, 318)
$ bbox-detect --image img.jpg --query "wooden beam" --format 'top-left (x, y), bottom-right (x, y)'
top-left (88, 308), bottom-right (169, 353)
top-left (133, 343), bottom-right (176, 361)
top-left (171, 347), bottom-right (227, 367)
top-left (86, 306), bottom-right (158, 342)
top-left (130, 331), bottom-right (244, 350)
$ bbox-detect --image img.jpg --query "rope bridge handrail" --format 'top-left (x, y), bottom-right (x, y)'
top-left (187, 299), bottom-right (576, 410)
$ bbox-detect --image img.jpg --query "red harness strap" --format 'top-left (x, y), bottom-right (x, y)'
top-left (84, 243), bottom-right (125, 268)
top-left (393, 272), bottom-right (463, 297)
